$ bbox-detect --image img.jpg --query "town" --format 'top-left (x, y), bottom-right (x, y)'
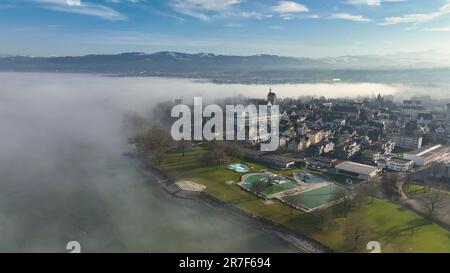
top-left (130, 88), bottom-right (450, 252)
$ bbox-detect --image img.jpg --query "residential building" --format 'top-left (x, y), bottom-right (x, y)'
top-left (335, 141), bottom-right (361, 159)
top-left (377, 155), bottom-right (414, 172)
top-left (388, 134), bottom-right (423, 150)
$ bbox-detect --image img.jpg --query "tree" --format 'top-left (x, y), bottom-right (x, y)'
top-left (312, 209), bottom-right (333, 231)
top-left (352, 183), bottom-right (370, 207)
top-left (284, 194), bottom-right (301, 215)
top-left (124, 113), bottom-right (150, 143)
top-left (209, 141), bottom-right (228, 168)
top-left (419, 190), bottom-right (447, 219)
top-left (177, 139), bottom-right (191, 157)
top-left (333, 187), bottom-right (352, 218)
top-left (250, 180), bottom-right (269, 198)
top-left (358, 179), bottom-right (376, 204)
top-left (143, 126), bottom-right (173, 165)
top-left (343, 212), bottom-right (370, 251)
top-left (226, 143), bottom-right (245, 160)
top-left (381, 173), bottom-right (400, 199)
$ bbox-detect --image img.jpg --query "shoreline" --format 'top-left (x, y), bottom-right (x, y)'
top-left (131, 155), bottom-right (332, 253)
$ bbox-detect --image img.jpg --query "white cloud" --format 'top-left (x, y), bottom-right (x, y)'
top-left (31, 0), bottom-right (126, 20)
top-left (273, 1), bottom-right (308, 14)
top-left (346, 0), bottom-right (407, 6)
top-left (347, 0), bottom-right (381, 6)
top-left (424, 26), bottom-right (450, 32)
top-left (330, 13), bottom-right (372, 22)
top-left (379, 1), bottom-right (450, 25)
top-left (171, 0), bottom-right (241, 21)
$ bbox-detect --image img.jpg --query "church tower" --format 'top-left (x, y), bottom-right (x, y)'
top-left (267, 87), bottom-right (277, 106)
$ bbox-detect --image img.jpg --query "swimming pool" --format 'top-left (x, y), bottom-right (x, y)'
top-left (227, 163), bottom-right (250, 173)
top-left (288, 184), bottom-right (347, 210)
top-left (244, 173), bottom-right (299, 196)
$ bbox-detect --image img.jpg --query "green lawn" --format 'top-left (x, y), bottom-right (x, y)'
top-left (403, 183), bottom-right (427, 197)
top-left (158, 147), bottom-right (450, 253)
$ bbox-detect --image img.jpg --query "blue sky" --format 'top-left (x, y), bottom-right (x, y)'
top-left (1, 0), bottom-right (450, 57)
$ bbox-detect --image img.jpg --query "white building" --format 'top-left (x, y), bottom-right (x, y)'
top-left (403, 144), bottom-right (449, 166)
top-left (335, 161), bottom-right (380, 180)
top-left (377, 155), bottom-right (414, 172)
top-left (388, 134), bottom-right (423, 150)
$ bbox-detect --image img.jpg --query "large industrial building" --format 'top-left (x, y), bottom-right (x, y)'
top-left (335, 161), bottom-right (380, 180)
top-left (403, 144), bottom-right (449, 166)
top-left (430, 155), bottom-right (450, 179)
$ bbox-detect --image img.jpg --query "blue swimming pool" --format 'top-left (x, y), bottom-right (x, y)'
top-left (227, 163), bottom-right (250, 173)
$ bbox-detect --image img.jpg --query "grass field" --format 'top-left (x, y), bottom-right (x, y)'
top-left (158, 147), bottom-right (450, 253)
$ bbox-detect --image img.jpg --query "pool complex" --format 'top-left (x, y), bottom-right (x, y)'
top-left (244, 173), bottom-right (299, 196)
top-left (289, 184), bottom-right (346, 210)
top-left (227, 163), bottom-right (250, 173)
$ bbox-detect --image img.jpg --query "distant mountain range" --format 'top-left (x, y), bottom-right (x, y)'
top-left (1, 51), bottom-right (450, 84)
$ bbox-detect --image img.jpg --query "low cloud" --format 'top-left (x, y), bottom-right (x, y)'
top-left (379, 1), bottom-right (450, 26)
top-left (31, 0), bottom-right (126, 20)
top-left (330, 13), bottom-right (372, 22)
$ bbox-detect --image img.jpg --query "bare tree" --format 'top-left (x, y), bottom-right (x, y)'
top-left (358, 179), bottom-right (376, 204)
top-left (124, 113), bottom-right (150, 143)
top-left (209, 141), bottom-right (228, 168)
top-left (312, 209), bottom-right (333, 231)
top-left (226, 143), bottom-right (245, 160)
top-left (333, 187), bottom-right (352, 218)
top-left (250, 180), bottom-right (269, 199)
top-left (177, 139), bottom-right (191, 157)
top-left (143, 126), bottom-right (173, 165)
top-left (343, 212), bottom-right (370, 251)
top-left (283, 194), bottom-right (302, 215)
top-left (419, 190), bottom-right (448, 219)
top-left (381, 173), bottom-right (400, 199)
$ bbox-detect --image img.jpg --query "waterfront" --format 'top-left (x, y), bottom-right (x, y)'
top-left (0, 73), bottom-right (297, 252)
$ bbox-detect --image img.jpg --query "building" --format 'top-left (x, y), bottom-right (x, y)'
top-left (261, 155), bottom-right (295, 169)
top-left (331, 105), bottom-right (360, 119)
top-left (307, 130), bottom-right (328, 145)
top-left (305, 141), bottom-right (335, 157)
top-left (241, 148), bottom-right (295, 169)
top-left (335, 161), bottom-right (380, 180)
top-left (372, 139), bottom-right (396, 154)
top-left (403, 100), bottom-right (422, 107)
top-left (267, 88), bottom-right (277, 106)
top-left (388, 134), bottom-right (423, 150)
top-left (309, 157), bottom-right (339, 169)
top-left (403, 144), bottom-right (449, 166)
top-left (401, 106), bottom-right (427, 118)
top-left (377, 155), bottom-right (414, 172)
top-left (335, 141), bottom-right (361, 159)
top-left (429, 156), bottom-right (450, 179)
top-left (447, 103), bottom-right (450, 120)
top-left (360, 150), bottom-right (381, 165)
top-left (417, 112), bottom-right (433, 125)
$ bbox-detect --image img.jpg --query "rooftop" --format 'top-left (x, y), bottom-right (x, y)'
top-left (336, 161), bottom-right (379, 175)
top-left (390, 157), bottom-right (414, 164)
top-left (406, 144), bottom-right (448, 157)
